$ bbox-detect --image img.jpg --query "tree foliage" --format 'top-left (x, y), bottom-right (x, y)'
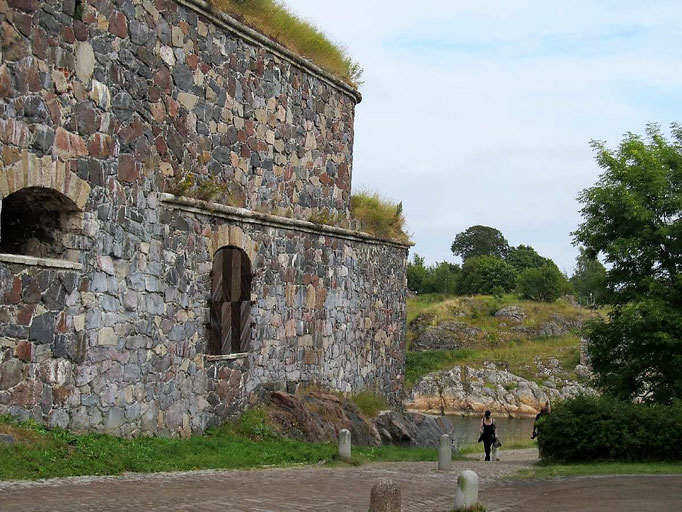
top-left (506, 244), bottom-right (555, 273)
top-left (450, 225), bottom-right (510, 261)
top-left (571, 247), bottom-right (608, 306)
top-left (457, 256), bottom-right (517, 295)
top-left (407, 255), bottom-right (460, 294)
top-left (573, 123), bottom-right (682, 403)
top-left (517, 264), bottom-right (569, 302)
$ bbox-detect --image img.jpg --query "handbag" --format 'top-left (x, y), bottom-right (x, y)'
top-left (493, 437), bottom-right (502, 448)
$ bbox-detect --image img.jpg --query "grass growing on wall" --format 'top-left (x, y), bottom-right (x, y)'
top-left (209, 0), bottom-right (362, 86)
top-left (351, 190), bottom-right (411, 243)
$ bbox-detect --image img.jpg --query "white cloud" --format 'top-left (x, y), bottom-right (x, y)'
top-left (285, 0), bottom-right (682, 271)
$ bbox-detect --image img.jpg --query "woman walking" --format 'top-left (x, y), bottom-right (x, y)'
top-left (479, 410), bottom-right (496, 461)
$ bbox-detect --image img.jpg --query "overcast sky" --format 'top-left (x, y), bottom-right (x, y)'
top-left (285, 1), bottom-right (682, 273)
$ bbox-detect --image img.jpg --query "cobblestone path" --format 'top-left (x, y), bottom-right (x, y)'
top-left (0, 458), bottom-right (528, 512)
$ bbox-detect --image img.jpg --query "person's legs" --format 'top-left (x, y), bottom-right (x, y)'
top-left (484, 439), bottom-right (492, 461)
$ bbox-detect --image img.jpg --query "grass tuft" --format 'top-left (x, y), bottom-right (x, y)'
top-left (209, 0), bottom-right (362, 86)
top-left (351, 391), bottom-right (389, 418)
top-left (351, 190), bottom-right (411, 243)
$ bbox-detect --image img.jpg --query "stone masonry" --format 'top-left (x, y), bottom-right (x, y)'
top-left (0, 0), bottom-right (409, 436)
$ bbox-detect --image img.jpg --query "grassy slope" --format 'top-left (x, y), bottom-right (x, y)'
top-left (0, 412), bottom-right (437, 481)
top-left (209, 0), bottom-right (361, 86)
top-left (406, 294), bottom-right (600, 388)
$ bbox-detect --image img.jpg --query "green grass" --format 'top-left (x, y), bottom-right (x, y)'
top-left (516, 462), bottom-right (682, 479)
top-left (351, 190), bottom-right (410, 243)
top-left (209, 0), bottom-right (362, 86)
top-left (405, 334), bottom-right (581, 388)
top-left (351, 391), bottom-right (389, 418)
top-left (0, 413), bottom-right (437, 481)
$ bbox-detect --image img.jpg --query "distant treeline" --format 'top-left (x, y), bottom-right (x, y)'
top-left (408, 225), bottom-right (606, 304)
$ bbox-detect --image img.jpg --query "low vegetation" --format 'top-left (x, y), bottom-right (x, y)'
top-left (351, 191), bottom-right (411, 243)
top-left (0, 412), bottom-right (437, 480)
top-left (208, 0), bottom-right (362, 86)
top-left (404, 294), bottom-right (598, 387)
top-left (406, 336), bottom-right (581, 388)
top-left (536, 395), bottom-right (682, 462)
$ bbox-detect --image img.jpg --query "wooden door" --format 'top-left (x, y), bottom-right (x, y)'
top-left (210, 246), bottom-right (251, 354)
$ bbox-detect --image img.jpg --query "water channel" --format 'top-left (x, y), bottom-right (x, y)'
top-left (445, 415), bottom-right (535, 445)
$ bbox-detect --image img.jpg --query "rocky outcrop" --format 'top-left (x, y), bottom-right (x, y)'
top-left (264, 391), bottom-right (382, 446)
top-left (405, 364), bottom-right (595, 417)
top-left (373, 410), bottom-right (454, 448)
top-left (494, 306), bottom-right (526, 322)
top-left (411, 322), bottom-right (481, 351)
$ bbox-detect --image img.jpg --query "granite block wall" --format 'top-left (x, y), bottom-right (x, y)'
top-left (0, 0), bottom-right (408, 437)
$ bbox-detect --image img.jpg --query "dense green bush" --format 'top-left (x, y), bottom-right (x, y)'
top-left (457, 256), bottom-right (517, 295)
top-left (407, 254), bottom-right (460, 294)
top-left (537, 395), bottom-right (682, 462)
top-left (517, 264), bottom-right (570, 302)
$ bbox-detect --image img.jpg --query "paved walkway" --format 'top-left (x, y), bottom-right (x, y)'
top-left (482, 474), bottom-right (682, 511)
top-left (1, 449), bottom-right (680, 511)
top-left (0, 457), bottom-right (528, 512)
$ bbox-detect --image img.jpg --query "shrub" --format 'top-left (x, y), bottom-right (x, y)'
top-left (517, 264), bottom-right (569, 302)
top-left (537, 395), bottom-right (682, 462)
top-left (351, 391), bottom-right (388, 417)
top-left (351, 191), bottom-right (410, 243)
top-left (457, 256), bottom-right (516, 295)
top-left (209, 0), bottom-right (362, 85)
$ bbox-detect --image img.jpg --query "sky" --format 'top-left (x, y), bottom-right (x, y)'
top-left (285, 1), bottom-right (682, 273)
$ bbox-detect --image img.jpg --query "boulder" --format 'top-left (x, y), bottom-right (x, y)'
top-left (374, 410), bottom-right (454, 448)
top-left (411, 321), bottom-right (480, 351)
top-left (494, 306), bottom-right (526, 322)
top-left (265, 390), bottom-right (381, 446)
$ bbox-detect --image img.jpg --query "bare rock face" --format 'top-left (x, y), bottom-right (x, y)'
top-left (264, 391), bottom-right (382, 446)
top-left (494, 306), bottom-right (526, 322)
top-left (405, 365), bottom-right (596, 417)
top-left (411, 322), bottom-right (481, 351)
top-left (373, 410), bottom-right (454, 448)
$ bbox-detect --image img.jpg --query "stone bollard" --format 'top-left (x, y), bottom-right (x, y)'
top-left (369, 478), bottom-right (401, 512)
top-left (339, 429), bottom-right (351, 460)
top-left (491, 444), bottom-right (498, 462)
top-left (453, 470), bottom-right (479, 510)
top-left (438, 433), bottom-right (452, 470)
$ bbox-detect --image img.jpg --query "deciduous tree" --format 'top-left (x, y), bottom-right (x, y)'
top-left (573, 123), bottom-right (682, 403)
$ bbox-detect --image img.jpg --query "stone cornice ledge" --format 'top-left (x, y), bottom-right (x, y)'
top-left (0, 253), bottom-right (83, 270)
top-left (177, 0), bottom-right (362, 104)
top-left (160, 193), bottom-right (413, 248)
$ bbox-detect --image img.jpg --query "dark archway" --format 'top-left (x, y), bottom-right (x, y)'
top-left (0, 187), bottom-right (80, 259)
top-left (209, 246), bottom-right (252, 355)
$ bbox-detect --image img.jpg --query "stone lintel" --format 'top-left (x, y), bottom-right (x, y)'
top-left (0, 253), bottom-right (83, 270)
top-left (160, 193), bottom-right (413, 249)
top-left (204, 353), bottom-right (249, 362)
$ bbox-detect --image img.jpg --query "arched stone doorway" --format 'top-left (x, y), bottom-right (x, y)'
top-left (209, 246), bottom-right (252, 355)
top-left (0, 187), bottom-right (81, 259)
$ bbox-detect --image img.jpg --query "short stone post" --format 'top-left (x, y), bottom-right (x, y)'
top-left (491, 444), bottom-right (498, 462)
top-left (339, 428), bottom-right (351, 460)
top-left (453, 470), bottom-right (478, 511)
top-left (438, 433), bottom-right (452, 470)
top-left (369, 478), bottom-right (401, 512)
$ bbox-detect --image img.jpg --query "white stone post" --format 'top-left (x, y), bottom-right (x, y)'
top-left (369, 478), bottom-right (401, 512)
top-left (339, 428), bottom-right (351, 460)
top-left (453, 470), bottom-right (479, 510)
top-left (438, 433), bottom-right (452, 470)
top-left (491, 444), bottom-right (498, 462)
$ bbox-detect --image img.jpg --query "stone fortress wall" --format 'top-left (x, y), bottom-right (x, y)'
top-left (0, 0), bottom-right (408, 436)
